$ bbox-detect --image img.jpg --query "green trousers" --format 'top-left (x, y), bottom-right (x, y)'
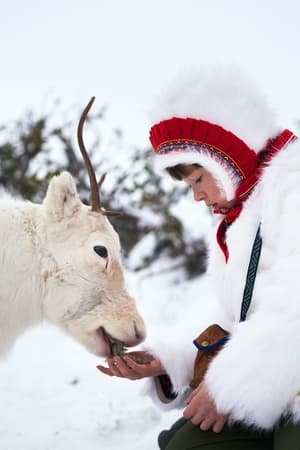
top-left (158, 417), bottom-right (300, 450)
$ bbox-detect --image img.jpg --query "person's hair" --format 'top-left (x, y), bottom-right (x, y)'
top-left (166, 163), bottom-right (201, 180)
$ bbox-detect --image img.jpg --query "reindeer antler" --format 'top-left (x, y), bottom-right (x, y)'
top-left (77, 97), bottom-right (122, 217)
top-left (77, 96), bottom-right (102, 212)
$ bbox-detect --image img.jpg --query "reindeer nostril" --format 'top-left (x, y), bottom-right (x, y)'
top-left (133, 320), bottom-right (144, 341)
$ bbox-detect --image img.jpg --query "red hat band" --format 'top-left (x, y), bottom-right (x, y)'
top-left (150, 117), bottom-right (259, 200)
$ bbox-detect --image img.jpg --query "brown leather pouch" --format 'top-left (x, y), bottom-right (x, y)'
top-left (190, 324), bottom-right (230, 389)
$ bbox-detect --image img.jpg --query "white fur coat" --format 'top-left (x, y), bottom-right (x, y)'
top-left (143, 137), bottom-right (300, 430)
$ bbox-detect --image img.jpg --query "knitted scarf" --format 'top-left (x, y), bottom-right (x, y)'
top-left (215, 129), bottom-right (297, 262)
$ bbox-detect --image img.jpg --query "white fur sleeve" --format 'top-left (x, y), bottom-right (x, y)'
top-left (205, 308), bottom-right (300, 429)
top-left (141, 290), bottom-right (226, 410)
top-left (140, 333), bottom-right (197, 411)
top-left (206, 160), bottom-right (300, 429)
top-left (141, 376), bottom-right (191, 411)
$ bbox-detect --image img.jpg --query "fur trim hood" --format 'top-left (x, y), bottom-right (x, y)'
top-left (143, 138), bottom-right (300, 430)
top-left (149, 65), bottom-right (280, 152)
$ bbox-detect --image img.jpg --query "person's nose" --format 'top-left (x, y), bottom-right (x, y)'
top-left (192, 187), bottom-right (206, 202)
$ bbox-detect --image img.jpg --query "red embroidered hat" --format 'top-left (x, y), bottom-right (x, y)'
top-left (148, 66), bottom-right (279, 200)
top-left (150, 117), bottom-right (259, 200)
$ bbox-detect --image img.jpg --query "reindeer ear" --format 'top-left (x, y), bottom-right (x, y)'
top-left (43, 171), bottom-right (82, 221)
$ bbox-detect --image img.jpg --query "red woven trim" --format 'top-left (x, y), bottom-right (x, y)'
top-left (157, 138), bottom-right (222, 150)
top-left (150, 117), bottom-right (258, 179)
top-left (216, 129), bottom-right (297, 262)
top-left (156, 138), bottom-right (247, 179)
top-left (150, 118), bottom-right (249, 151)
top-left (236, 129), bottom-right (297, 200)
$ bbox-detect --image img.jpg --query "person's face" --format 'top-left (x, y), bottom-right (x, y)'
top-left (182, 166), bottom-right (236, 212)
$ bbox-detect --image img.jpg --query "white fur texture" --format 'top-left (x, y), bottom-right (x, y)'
top-left (0, 172), bottom-right (145, 357)
top-left (154, 150), bottom-right (237, 200)
top-left (149, 65), bottom-right (280, 152)
top-left (144, 139), bottom-right (300, 429)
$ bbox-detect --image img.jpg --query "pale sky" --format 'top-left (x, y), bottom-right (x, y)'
top-left (1, 0), bottom-right (300, 149)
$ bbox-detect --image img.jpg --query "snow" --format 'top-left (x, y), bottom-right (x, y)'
top-left (0, 266), bottom-right (214, 450)
top-left (2, 1), bottom-right (300, 447)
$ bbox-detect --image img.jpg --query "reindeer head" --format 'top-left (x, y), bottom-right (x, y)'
top-left (40, 98), bottom-right (145, 357)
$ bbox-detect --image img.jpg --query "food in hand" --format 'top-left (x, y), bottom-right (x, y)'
top-left (109, 337), bottom-right (126, 357)
top-left (122, 350), bottom-right (154, 365)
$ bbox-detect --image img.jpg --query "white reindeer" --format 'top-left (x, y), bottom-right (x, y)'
top-left (0, 98), bottom-right (146, 358)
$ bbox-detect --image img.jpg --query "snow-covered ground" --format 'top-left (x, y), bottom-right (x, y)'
top-left (0, 255), bottom-right (214, 450)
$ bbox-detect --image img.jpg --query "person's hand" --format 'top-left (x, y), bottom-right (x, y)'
top-left (96, 350), bottom-right (165, 380)
top-left (183, 382), bottom-right (228, 433)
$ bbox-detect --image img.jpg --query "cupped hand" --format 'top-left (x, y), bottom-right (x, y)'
top-left (96, 350), bottom-right (165, 380)
top-left (183, 382), bottom-right (228, 433)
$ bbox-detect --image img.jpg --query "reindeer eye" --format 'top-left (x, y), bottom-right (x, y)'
top-left (93, 245), bottom-right (108, 258)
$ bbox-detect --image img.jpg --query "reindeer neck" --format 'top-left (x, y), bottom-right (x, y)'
top-left (0, 197), bottom-right (45, 355)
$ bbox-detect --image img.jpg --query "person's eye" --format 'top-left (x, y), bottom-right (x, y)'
top-left (195, 176), bottom-right (202, 184)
